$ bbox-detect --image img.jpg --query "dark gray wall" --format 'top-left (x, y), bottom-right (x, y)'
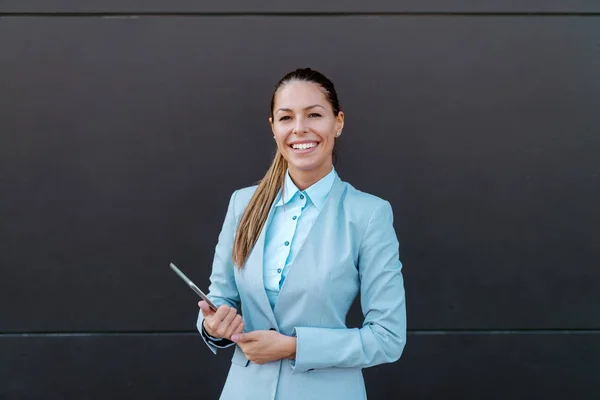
top-left (1, 3), bottom-right (599, 399)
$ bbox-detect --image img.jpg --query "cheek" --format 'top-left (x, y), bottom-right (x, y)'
top-left (321, 129), bottom-right (337, 144)
top-left (274, 132), bottom-right (287, 144)
top-left (317, 121), bottom-right (336, 138)
top-left (272, 126), bottom-right (287, 141)
top-left (274, 133), bottom-right (290, 151)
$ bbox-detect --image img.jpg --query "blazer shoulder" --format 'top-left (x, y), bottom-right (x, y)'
top-left (341, 181), bottom-right (391, 212)
top-left (230, 184), bottom-right (259, 218)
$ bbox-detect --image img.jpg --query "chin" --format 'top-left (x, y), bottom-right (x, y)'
top-left (288, 160), bottom-right (328, 173)
top-left (284, 149), bottom-right (331, 173)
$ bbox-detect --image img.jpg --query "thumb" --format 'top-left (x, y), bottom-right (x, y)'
top-left (231, 331), bottom-right (257, 343)
top-left (198, 300), bottom-right (214, 316)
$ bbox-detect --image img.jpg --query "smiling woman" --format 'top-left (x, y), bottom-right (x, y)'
top-left (196, 68), bottom-right (407, 400)
top-left (270, 77), bottom-right (343, 187)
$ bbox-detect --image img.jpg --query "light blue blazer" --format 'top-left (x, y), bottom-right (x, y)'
top-left (197, 175), bottom-right (407, 400)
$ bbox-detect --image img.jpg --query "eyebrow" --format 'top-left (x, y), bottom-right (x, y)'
top-left (276, 104), bottom-right (326, 113)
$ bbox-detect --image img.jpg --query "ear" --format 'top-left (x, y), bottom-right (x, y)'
top-left (335, 111), bottom-right (345, 137)
top-left (269, 117), bottom-right (275, 135)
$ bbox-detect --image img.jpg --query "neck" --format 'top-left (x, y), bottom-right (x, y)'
top-left (288, 164), bottom-right (333, 191)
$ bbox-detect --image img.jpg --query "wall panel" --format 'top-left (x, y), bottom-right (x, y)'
top-left (1, 333), bottom-right (598, 399)
top-left (1, 1), bottom-right (600, 13)
top-left (1, 16), bottom-right (599, 333)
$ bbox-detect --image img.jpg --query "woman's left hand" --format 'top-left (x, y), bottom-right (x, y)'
top-left (231, 330), bottom-right (296, 365)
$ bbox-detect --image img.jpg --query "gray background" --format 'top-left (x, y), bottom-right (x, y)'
top-left (1, 2), bottom-right (599, 399)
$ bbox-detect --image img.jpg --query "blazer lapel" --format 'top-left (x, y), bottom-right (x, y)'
top-left (273, 177), bottom-right (345, 318)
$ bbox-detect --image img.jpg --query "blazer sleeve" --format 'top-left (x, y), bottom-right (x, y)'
top-left (196, 190), bottom-right (241, 354)
top-left (291, 200), bottom-right (407, 372)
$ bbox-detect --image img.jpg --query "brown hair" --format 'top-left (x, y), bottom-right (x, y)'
top-left (232, 68), bottom-right (341, 268)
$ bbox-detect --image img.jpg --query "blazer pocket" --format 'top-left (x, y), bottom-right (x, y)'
top-left (231, 345), bottom-right (250, 367)
top-left (306, 367), bottom-right (340, 374)
top-left (307, 367), bottom-right (360, 375)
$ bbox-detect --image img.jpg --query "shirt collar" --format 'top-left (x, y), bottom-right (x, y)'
top-left (276, 166), bottom-right (337, 211)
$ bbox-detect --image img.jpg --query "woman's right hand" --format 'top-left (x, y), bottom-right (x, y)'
top-left (199, 301), bottom-right (245, 340)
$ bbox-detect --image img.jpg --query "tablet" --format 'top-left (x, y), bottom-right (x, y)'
top-left (169, 263), bottom-right (218, 312)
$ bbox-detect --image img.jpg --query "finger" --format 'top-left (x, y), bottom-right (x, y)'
top-left (232, 331), bottom-right (258, 343)
top-left (213, 304), bottom-right (231, 323)
top-left (201, 318), bottom-right (215, 337)
top-left (234, 322), bottom-right (245, 336)
top-left (201, 305), bottom-right (222, 334)
top-left (221, 307), bottom-right (238, 327)
top-left (214, 308), bottom-right (237, 337)
top-left (224, 315), bottom-right (244, 339)
top-left (223, 315), bottom-right (240, 339)
top-left (198, 301), bottom-right (215, 316)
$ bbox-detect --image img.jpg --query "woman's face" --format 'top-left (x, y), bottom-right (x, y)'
top-left (270, 81), bottom-right (344, 179)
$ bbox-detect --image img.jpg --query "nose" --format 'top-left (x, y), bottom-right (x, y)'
top-left (293, 118), bottom-right (308, 135)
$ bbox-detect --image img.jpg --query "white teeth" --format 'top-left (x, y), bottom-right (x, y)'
top-left (292, 143), bottom-right (317, 150)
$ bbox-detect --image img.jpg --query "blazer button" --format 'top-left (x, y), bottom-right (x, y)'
top-left (307, 368), bottom-right (314, 372)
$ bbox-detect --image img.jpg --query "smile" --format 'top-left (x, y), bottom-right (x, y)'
top-left (291, 142), bottom-right (317, 150)
top-left (289, 141), bottom-right (319, 153)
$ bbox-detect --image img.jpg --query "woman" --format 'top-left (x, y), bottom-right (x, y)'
top-left (196, 68), bottom-right (406, 400)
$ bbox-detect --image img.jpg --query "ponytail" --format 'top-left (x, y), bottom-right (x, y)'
top-left (232, 150), bottom-right (287, 268)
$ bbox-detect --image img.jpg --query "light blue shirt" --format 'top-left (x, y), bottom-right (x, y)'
top-left (263, 167), bottom-right (337, 309)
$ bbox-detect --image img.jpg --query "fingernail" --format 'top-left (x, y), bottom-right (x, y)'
top-left (231, 334), bottom-right (239, 341)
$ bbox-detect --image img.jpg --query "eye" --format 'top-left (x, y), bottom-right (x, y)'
top-left (278, 116), bottom-right (291, 121)
top-left (308, 113), bottom-right (322, 118)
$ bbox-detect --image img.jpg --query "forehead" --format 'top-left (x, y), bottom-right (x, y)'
top-left (274, 81), bottom-right (330, 110)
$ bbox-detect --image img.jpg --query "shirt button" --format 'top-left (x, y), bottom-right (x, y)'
top-left (277, 268), bottom-right (282, 273)
top-left (299, 194), bottom-right (305, 200)
top-left (292, 216), bottom-right (297, 220)
top-left (284, 241), bottom-right (290, 246)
